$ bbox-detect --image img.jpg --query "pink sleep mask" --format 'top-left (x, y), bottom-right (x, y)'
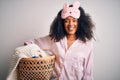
top-left (61, 1), bottom-right (80, 19)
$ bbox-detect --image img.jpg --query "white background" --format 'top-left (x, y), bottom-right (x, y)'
top-left (0, 0), bottom-right (120, 80)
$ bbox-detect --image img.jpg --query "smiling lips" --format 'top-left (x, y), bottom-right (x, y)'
top-left (68, 26), bottom-right (75, 31)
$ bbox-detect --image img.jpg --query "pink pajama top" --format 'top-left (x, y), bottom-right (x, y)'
top-left (25, 36), bottom-right (93, 80)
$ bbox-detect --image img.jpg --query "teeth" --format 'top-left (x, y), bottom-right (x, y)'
top-left (68, 27), bottom-right (74, 30)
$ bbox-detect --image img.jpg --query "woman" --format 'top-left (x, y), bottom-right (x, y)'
top-left (25, 1), bottom-right (95, 80)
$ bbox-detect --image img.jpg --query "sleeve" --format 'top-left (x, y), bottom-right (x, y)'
top-left (24, 38), bottom-right (43, 48)
top-left (82, 45), bottom-right (94, 80)
top-left (24, 36), bottom-right (48, 46)
top-left (24, 36), bottom-right (53, 51)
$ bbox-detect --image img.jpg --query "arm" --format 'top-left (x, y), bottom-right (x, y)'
top-left (24, 36), bottom-right (54, 55)
top-left (24, 36), bottom-right (52, 49)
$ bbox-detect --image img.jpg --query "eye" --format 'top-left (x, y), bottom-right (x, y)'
top-left (64, 19), bottom-right (69, 23)
top-left (72, 19), bottom-right (77, 22)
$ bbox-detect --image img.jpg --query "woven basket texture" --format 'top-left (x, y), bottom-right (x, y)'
top-left (17, 55), bottom-right (55, 80)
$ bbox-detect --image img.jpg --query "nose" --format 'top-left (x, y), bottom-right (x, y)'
top-left (69, 20), bottom-right (73, 26)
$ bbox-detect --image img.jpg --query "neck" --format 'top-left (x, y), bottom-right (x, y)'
top-left (67, 35), bottom-right (77, 41)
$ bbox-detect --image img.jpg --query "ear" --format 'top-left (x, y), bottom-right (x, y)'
top-left (63, 3), bottom-right (69, 10)
top-left (73, 1), bottom-right (80, 8)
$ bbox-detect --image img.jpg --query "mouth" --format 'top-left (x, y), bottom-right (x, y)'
top-left (68, 26), bottom-right (74, 31)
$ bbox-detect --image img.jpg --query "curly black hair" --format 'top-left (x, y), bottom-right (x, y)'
top-left (49, 6), bottom-right (95, 43)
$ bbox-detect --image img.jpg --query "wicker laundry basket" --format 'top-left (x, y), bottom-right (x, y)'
top-left (17, 55), bottom-right (55, 80)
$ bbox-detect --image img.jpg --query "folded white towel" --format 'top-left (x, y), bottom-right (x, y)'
top-left (6, 44), bottom-right (50, 80)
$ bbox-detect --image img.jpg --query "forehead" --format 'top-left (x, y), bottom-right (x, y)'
top-left (65, 16), bottom-right (77, 20)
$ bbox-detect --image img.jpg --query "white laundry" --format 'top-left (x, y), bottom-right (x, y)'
top-left (6, 44), bottom-right (50, 80)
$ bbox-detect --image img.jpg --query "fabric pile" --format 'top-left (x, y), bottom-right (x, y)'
top-left (6, 44), bottom-right (50, 80)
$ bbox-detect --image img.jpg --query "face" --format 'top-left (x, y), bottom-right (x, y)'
top-left (64, 16), bottom-right (78, 36)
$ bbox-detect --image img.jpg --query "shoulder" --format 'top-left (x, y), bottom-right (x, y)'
top-left (79, 40), bottom-right (93, 57)
top-left (78, 39), bottom-right (93, 47)
top-left (34, 35), bottom-right (55, 49)
top-left (37, 35), bottom-right (53, 43)
top-left (78, 39), bottom-right (93, 51)
top-left (85, 40), bottom-right (93, 48)
top-left (40, 35), bottom-right (51, 40)
top-left (37, 35), bottom-right (56, 46)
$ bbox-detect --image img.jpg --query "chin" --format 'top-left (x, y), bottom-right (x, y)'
top-left (67, 32), bottom-right (76, 35)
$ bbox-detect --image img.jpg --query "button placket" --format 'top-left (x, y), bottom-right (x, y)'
top-left (59, 49), bottom-right (70, 79)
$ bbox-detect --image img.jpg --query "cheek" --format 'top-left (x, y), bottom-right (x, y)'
top-left (64, 23), bottom-right (68, 29)
top-left (75, 22), bottom-right (78, 27)
top-left (75, 23), bottom-right (78, 29)
top-left (64, 22), bottom-right (68, 26)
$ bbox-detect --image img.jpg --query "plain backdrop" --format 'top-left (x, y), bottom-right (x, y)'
top-left (0, 0), bottom-right (120, 80)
